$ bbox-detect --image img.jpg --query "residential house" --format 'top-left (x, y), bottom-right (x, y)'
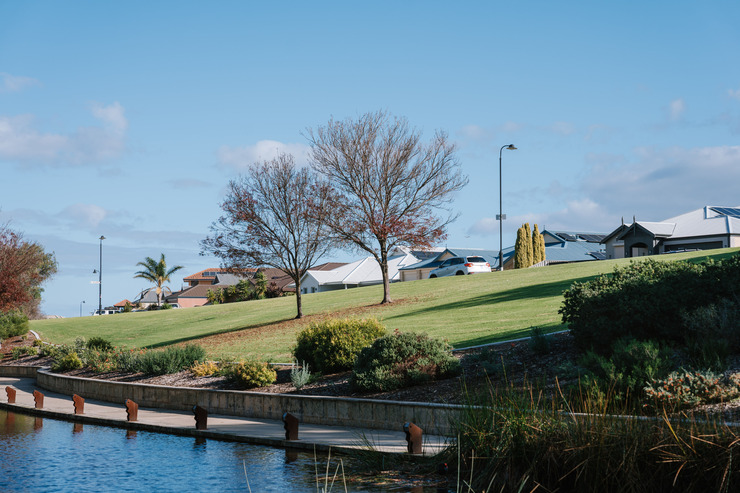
top-left (133, 287), bottom-right (170, 309)
top-left (601, 206), bottom-right (740, 259)
top-left (298, 250), bottom-right (420, 294)
top-left (169, 266), bottom-right (299, 307)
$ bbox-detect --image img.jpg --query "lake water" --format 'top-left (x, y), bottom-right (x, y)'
top-left (0, 409), bottom-right (447, 492)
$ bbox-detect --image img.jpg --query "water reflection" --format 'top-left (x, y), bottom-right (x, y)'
top-left (0, 409), bottom-right (449, 492)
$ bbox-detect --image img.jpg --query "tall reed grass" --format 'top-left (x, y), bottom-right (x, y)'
top-left (448, 377), bottom-right (740, 492)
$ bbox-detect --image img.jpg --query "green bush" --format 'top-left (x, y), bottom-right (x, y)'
top-left (136, 344), bottom-right (207, 376)
top-left (560, 255), bottom-right (740, 353)
top-left (682, 298), bottom-right (740, 370)
top-left (293, 318), bottom-right (386, 374)
top-left (528, 326), bottom-right (550, 355)
top-left (578, 338), bottom-right (674, 396)
top-left (51, 352), bottom-right (83, 372)
top-left (11, 346), bottom-right (37, 359)
top-left (0, 311), bottom-right (29, 340)
top-left (37, 343), bottom-right (58, 358)
top-left (86, 336), bottom-right (114, 351)
top-left (351, 331), bottom-right (461, 392)
top-left (224, 360), bottom-right (276, 389)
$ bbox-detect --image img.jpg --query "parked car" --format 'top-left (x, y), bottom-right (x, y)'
top-left (428, 256), bottom-right (491, 278)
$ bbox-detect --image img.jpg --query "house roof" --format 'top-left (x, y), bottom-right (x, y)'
top-left (302, 251), bottom-right (419, 287)
top-left (114, 299), bottom-right (130, 308)
top-left (613, 206), bottom-right (740, 242)
top-left (168, 284), bottom-right (221, 300)
top-left (545, 239), bottom-right (605, 263)
top-left (183, 268), bottom-right (256, 283)
top-left (545, 231), bottom-right (606, 243)
top-left (134, 287), bottom-right (172, 303)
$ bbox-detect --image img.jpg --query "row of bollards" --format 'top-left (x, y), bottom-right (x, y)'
top-left (5, 386), bottom-right (426, 454)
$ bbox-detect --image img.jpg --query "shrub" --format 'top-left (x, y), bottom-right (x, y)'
top-left (290, 360), bottom-right (311, 389)
top-left (115, 348), bottom-right (144, 373)
top-left (578, 338), bottom-right (674, 397)
top-left (528, 326), bottom-right (550, 355)
top-left (51, 352), bottom-right (83, 372)
top-left (682, 297), bottom-right (740, 370)
top-left (0, 311), bottom-right (29, 340)
top-left (293, 318), bottom-right (386, 374)
top-left (136, 344), bottom-right (207, 376)
top-left (86, 336), bottom-right (114, 351)
top-left (224, 360), bottom-right (276, 389)
top-left (37, 343), bottom-right (58, 358)
top-left (191, 360), bottom-right (219, 377)
top-left (560, 255), bottom-right (740, 353)
top-left (160, 303), bottom-right (173, 310)
top-left (11, 346), bottom-right (37, 359)
top-left (351, 331), bottom-right (461, 392)
top-left (645, 369), bottom-right (740, 410)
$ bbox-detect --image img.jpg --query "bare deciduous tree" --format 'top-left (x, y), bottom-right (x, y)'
top-left (201, 153), bottom-right (332, 319)
top-left (306, 110), bottom-right (468, 304)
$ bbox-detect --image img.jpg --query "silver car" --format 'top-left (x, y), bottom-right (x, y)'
top-left (428, 256), bottom-right (491, 278)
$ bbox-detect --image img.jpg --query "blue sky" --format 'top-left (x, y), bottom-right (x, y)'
top-left (1, 1), bottom-right (739, 318)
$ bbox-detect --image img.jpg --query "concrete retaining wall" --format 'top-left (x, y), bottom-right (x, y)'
top-left (0, 366), bottom-right (40, 378)
top-left (36, 369), bottom-right (462, 435)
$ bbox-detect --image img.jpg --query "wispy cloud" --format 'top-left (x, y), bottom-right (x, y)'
top-left (167, 178), bottom-right (212, 189)
top-left (728, 87), bottom-right (740, 101)
top-left (669, 98), bottom-right (685, 121)
top-left (0, 102), bottom-right (128, 167)
top-left (0, 72), bottom-right (41, 92)
top-left (217, 140), bottom-right (311, 171)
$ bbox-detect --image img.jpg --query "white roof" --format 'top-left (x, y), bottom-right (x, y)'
top-left (303, 251), bottom-right (420, 287)
top-left (662, 206), bottom-right (740, 238)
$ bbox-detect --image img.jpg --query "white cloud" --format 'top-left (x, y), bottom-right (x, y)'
top-left (59, 204), bottom-right (108, 228)
top-left (548, 121), bottom-right (576, 136)
top-left (0, 72), bottom-right (40, 92)
top-left (669, 98), bottom-right (685, 121)
top-left (728, 87), bottom-right (740, 101)
top-left (581, 145), bottom-right (740, 220)
top-left (0, 102), bottom-right (127, 167)
top-left (467, 198), bottom-right (612, 237)
top-left (217, 140), bottom-right (311, 171)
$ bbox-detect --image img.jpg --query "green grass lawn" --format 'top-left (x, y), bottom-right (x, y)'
top-left (31, 248), bottom-right (740, 361)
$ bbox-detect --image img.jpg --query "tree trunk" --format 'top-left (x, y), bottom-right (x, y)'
top-left (294, 278), bottom-right (303, 319)
top-left (379, 246), bottom-right (392, 304)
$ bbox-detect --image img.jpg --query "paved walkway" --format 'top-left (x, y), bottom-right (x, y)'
top-left (0, 377), bottom-right (450, 456)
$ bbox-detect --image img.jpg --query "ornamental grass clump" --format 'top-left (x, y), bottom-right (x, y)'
top-left (136, 344), bottom-right (207, 376)
top-left (351, 331), bottom-right (460, 392)
top-left (293, 318), bottom-right (386, 374)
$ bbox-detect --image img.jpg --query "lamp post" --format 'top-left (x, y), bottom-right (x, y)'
top-left (97, 236), bottom-right (105, 314)
top-left (80, 300), bottom-right (85, 317)
top-left (498, 144), bottom-right (517, 271)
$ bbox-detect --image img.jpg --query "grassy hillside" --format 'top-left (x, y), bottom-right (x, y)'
top-left (32, 248), bottom-right (740, 361)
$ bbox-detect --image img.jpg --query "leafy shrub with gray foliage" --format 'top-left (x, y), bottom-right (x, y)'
top-left (351, 331), bottom-right (461, 392)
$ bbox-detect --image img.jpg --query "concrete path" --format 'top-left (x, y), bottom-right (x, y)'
top-left (0, 377), bottom-right (450, 456)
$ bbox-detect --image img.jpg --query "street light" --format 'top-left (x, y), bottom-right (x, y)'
top-left (498, 144), bottom-right (517, 271)
top-left (97, 236), bottom-right (105, 314)
top-left (80, 300), bottom-right (85, 317)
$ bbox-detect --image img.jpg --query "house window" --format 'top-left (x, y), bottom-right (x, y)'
top-left (311, 287), bottom-right (317, 293)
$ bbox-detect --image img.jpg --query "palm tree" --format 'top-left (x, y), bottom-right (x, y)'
top-left (134, 254), bottom-right (184, 307)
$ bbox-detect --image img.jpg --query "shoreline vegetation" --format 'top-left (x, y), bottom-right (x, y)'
top-left (5, 247), bottom-right (740, 491)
